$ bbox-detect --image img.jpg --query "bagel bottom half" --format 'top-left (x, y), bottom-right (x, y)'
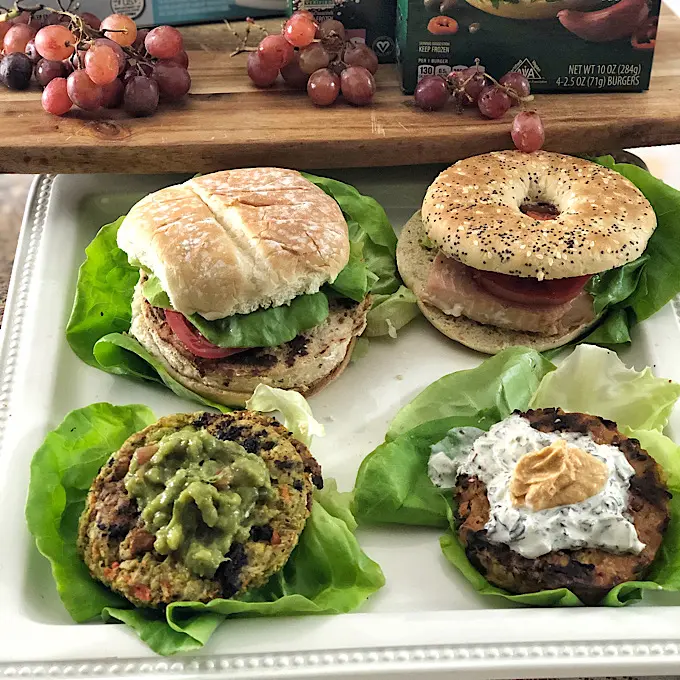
top-left (130, 282), bottom-right (370, 407)
top-left (396, 212), bottom-right (601, 354)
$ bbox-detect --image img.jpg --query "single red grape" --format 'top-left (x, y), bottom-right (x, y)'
top-left (100, 14), bottom-right (137, 47)
top-left (343, 43), bottom-right (378, 75)
top-left (80, 12), bottom-right (101, 29)
top-left (283, 14), bottom-right (317, 48)
top-left (499, 71), bottom-right (530, 105)
top-left (340, 65), bottom-right (375, 106)
top-left (280, 52), bottom-right (309, 89)
top-left (477, 85), bottom-right (512, 119)
top-left (247, 50), bottom-right (279, 87)
top-left (101, 77), bottom-right (125, 108)
top-left (414, 75), bottom-right (449, 111)
top-left (67, 70), bottom-right (103, 110)
top-left (124, 75), bottom-right (159, 116)
top-left (257, 34), bottom-right (294, 69)
top-left (93, 38), bottom-right (127, 75)
top-left (153, 61), bottom-right (191, 99)
top-left (298, 42), bottom-right (330, 75)
top-left (35, 58), bottom-right (67, 87)
top-left (307, 68), bottom-right (340, 106)
top-left (512, 111), bottom-right (545, 152)
top-left (145, 25), bottom-right (184, 59)
top-left (42, 77), bottom-right (72, 114)
top-left (4, 24), bottom-right (36, 54)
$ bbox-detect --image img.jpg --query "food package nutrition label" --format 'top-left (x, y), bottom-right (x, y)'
top-left (555, 62), bottom-right (644, 89)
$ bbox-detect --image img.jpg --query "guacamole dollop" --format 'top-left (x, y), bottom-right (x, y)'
top-left (125, 427), bottom-right (277, 578)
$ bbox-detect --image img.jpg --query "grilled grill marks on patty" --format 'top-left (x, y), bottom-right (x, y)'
top-left (454, 408), bottom-right (671, 604)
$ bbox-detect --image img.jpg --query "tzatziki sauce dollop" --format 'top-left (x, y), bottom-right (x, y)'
top-left (428, 414), bottom-right (645, 559)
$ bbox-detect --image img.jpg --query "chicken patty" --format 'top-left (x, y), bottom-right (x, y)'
top-left (78, 411), bottom-right (322, 608)
top-left (454, 408), bottom-right (671, 604)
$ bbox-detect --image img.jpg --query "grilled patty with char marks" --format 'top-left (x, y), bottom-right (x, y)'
top-left (454, 408), bottom-right (670, 605)
top-left (78, 411), bottom-right (322, 609)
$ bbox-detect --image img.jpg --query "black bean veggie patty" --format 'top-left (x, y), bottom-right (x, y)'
top-left (454, 408), bottom-right (671, 605)
top-left (77, 411), bottom-right (322, 608)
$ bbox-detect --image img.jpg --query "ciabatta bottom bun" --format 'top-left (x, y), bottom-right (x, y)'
top-left (397, 213), bottom-right (600, 354)
top-left (130, 282), bottom-right (370, 407)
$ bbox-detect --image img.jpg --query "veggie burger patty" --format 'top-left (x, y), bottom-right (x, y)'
top-left (78, 410), bottom-right (322, 608)
top-left (454, 408), bottom-right (670, 604)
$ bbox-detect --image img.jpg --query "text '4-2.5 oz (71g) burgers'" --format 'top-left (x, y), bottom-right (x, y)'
top-left (116, 168), bottom-right (372, 406)
top-left (397, 151), bottom-right (658, 353)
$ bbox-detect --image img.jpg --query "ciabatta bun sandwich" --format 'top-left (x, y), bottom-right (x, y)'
top-left (117, 168), bottom-right (370, 406)
top-left (397, 151), bottom-right (657, 354)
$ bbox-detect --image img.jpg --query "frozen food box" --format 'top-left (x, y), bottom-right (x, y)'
top-left (397, 0), bottom-right (659, 93)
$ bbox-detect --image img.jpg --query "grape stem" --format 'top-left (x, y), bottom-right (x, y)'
top-left (11, 0), bottom-right (160, 68)
top-left (225, 17), bottom-right (268, 56)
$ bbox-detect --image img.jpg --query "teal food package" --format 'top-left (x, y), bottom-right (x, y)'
top-left (397, 0), bottom-right (659, 93)
top-left (75, 0), bottom-right (287, 25)
top-left (290, 0), bottom-right (398, 62)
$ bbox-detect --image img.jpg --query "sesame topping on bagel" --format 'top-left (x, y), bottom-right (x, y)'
top-left (422, 151), bottom-right (656, 281)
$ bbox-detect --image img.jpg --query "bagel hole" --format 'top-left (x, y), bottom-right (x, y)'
top-left (520, 202), bottom-right (559, 221)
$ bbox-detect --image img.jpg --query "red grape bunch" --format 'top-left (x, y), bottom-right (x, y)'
top-left (0, 3), bottom-right (191, 117)
top-left (413, 64), bottom-right (545, 152)
top-left (247, 11), bottom-right (379, 107)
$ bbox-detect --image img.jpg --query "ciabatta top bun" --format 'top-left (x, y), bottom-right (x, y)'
top-left (117, 168), bottom-right (350, 321)
top-left (422, 151), bottom-right (656, 281)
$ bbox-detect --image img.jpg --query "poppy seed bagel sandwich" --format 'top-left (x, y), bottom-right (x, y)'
top-left (397, 151), bottom-right (657, 354)
top-left (117, 168), bottom-right (371, 406)
top-left (78, 410), bottom-right (323, 608)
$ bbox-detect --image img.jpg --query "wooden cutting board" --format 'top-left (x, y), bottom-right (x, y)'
top-left (0, 9), bottom-right (678, 174)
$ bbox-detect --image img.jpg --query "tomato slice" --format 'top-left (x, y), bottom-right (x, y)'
top-left (473, 270), bottom-right (592, 306)
top-left (165, 310), bottom-right (248, 359)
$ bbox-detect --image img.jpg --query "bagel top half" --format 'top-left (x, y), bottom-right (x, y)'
top-left (422, 151), bottom-right (656, 281)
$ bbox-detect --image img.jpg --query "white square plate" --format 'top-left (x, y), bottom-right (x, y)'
top-left (2, 149), bottom-right (680, 678)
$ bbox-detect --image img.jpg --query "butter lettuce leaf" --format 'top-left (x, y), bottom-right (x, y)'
top-left (188, 293), bottom-right (330, 349)
top-left (531, 344), bottom-right (680, 431)
top-left (364, 286), bottom-right (420, 338)
top-left (245, 384), bottom-right (325, 447)
top-left (387, 347), bottom-right (555, 440)
top-left (303, 173), bottom-right (419, 334)
top-left (352, 344), bottom-right (680, 607)
top-left (26, 403), bottom-right (384, 656)
top-left (577, 157), bottom-right (680, 347)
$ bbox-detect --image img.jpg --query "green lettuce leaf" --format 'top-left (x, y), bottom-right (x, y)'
top-left (364, 286), bottom-right (421, 338)
top-left (352, 416), bottom-right (488, 527)
top-left (303, 174), bottom-right (418, 335)
top-left (330, 240), bottom-right (379, 302)
top-left (387, 347), bottom-right (555, 440)
top-left (26, 403), bottom-right (385, 656)
top-left (65, 218), bottom-right (138, 369)
top-left (303, 173), bottom-right (398, 295)
top-left (353, 344), bottom-right (680, 607)
top-left (245, 384), bottom-right (325, 446)
top-left (141, 275), bottom-right (172, 308)
top-left (141, 274), bottom-right (331, 349)
top-left (188, 293), bottom-right (330, 349)
top-left (25, 403), bottom-right (156, 622)
top-left (575, 156), bottom-right (680, 347)
top-left (531, 344), bottom-right (680, 431)
top-left (93, 332), bottom-right (230, 411)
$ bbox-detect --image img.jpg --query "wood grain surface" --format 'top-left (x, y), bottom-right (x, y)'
top-left (0, 12), bottom-right (677, 174)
